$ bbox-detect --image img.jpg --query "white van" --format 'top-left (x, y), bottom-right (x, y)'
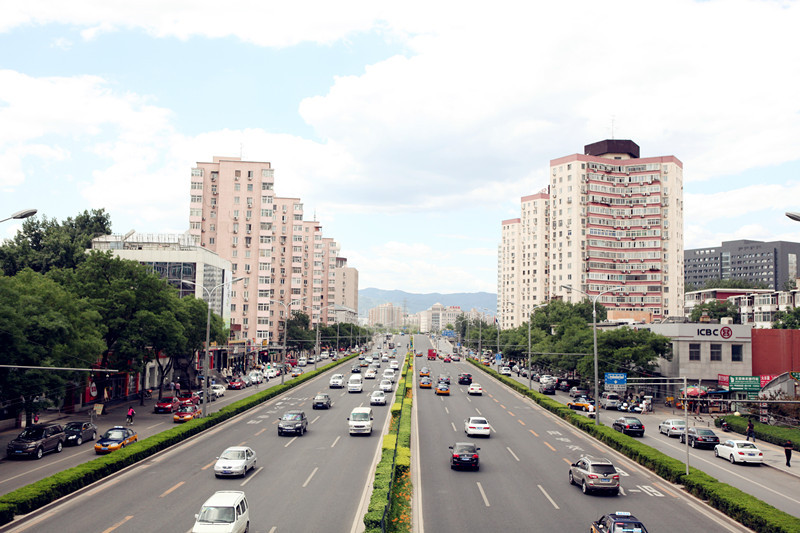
top-left (348, 374), bottom-right (363, 393)
top-left (600, 392), bottom-right (621, 410)
top-left (297, 357), bottom-right (307, 367)
top-left (192, 490), bottom-right (249, 533)
top-left (382, 368), bottom-right (396, 383)
top-left (348, 406), bottom-right (374, 435)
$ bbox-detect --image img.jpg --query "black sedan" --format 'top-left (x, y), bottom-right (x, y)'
top-left (457, 373), bottom-right (472, 385)
top-left (612, 416), bottom-right (645, 437)
top-left (63, 421), bottom-right (97, 446)
top-left (312, 394), bottom-right (332, 409)
top-left (680, 427), bottom-right (720, 448)
top-left (277, 410), bottom-right (308, 436)
top-left (351, 365), bottom-right (362, 374)
top-left (449, 442), bottom-right (480, 470)
top-left (591, 512), bottom-right (649, 533)
top-left (538, 383), bottom-right (556, 394)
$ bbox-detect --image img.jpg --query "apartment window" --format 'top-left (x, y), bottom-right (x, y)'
top-left (262, 169), bottom-right (274, 178)
top-left (190, 195), bottom-right (203, 203)
top-left (710, 344), bottom-right (722, 361)
top-left (191, 181), bottom-right (203, 190)
top-left (731, 345), bottom-right (743, 362)
top-left (191, 168), bottom-right (204, 177)
top-left (689, 343), bottom-right (701, 361)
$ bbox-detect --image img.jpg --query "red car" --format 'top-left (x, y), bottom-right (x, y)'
top-left (177, 392), bottom-right (200, 406)
top-left (443, 356), bottom-right (452, 363)
top-left (228, 379), bottom-right (246, 390)
top-left (154, 396), bottom-right (180, 413)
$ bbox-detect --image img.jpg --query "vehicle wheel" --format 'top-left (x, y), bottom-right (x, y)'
top-left (450, 464), bottom-right (455, 470)
top-left (729, 454), bottom-right (736, 464)
top-left (582, 480), bottom-right (589, 494)
top-left (691, 439), bottom-right (697, 449)
top-left (278, 430), bottom-right (283, 436)
top-left (244, 522), bottom-right (249, 533)
top-left (76, 437), bottom-right (83, 446)
top-left (613, 489), bottom-right (620, 496)
top-left (91, 431), bottom-right (97, 440)
top-left (714, 448), bottom-right (719, 457)
top-left (569, 471), bottom-right (575, 485)
top-left (35, 447), bottom-right (43, 460)
top-left (56, 441), bottom-right (63, 453)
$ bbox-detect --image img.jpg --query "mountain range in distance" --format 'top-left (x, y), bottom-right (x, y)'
top-left (358, 288), bottom-right (497, 316)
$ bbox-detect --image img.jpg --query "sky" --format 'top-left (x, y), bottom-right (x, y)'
top-left (1, 1), bottom-right (800, 294)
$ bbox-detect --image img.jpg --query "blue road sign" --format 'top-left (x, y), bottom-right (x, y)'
top-left (605, 372), bottom-right (627, 391)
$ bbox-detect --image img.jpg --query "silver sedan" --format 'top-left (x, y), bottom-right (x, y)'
top-left (213, 446), bottom-right (257, 478)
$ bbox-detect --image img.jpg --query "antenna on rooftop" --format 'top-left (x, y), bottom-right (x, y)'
top-left (611, 115), bottom-right (616, 139)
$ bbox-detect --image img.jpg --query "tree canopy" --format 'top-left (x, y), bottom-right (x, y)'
top-left (689, 299), bottom-right (740, 323)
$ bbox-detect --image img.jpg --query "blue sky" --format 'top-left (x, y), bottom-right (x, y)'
top-left (2, 1), bottom-right (800, 294)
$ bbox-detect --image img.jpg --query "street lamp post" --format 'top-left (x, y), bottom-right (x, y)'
top-left (313, 304), bottom-right (340, 371)
top-left (527, 303), bottom-right (549, 391)
top-left (270, 298), bottom-right (304, 385)
top-left (182, 276), bottom-right (244, 419)
top-left (0, 209), bottom-right (37, 224)
top-left (561, 284), bottom-right (623, 425)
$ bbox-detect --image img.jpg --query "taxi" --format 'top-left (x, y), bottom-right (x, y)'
top-left (94, 426), bottom-right (138, 454)
top-left (173, 404), bottom-right (201, 423)
top-left (435, 383), bottom-right (450, 396)
top-left (291, 367), bottom-right (304, 378)
top-left (419, 367), bottom-right (431, 377)
top-left (415, 351), bottom-right (423, 357)
top-left (567, 396), bottom-right (595, 412)
top-left (419, 377), bottom-right (433, 389)
top-left (590, 511), bottom-right (648, 533)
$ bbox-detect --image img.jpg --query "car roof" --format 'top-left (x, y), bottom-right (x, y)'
top-left (579, 455), bottom-right (613, 465)
top-left (202, 490), bottom-right (247, 507)
top-left (222, 446), bottom-right (251, 452)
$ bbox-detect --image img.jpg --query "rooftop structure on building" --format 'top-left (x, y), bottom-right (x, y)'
top-left (91, 232), bottom-right (233, 320)
top-left (498, 140), bottom-right (684, 329)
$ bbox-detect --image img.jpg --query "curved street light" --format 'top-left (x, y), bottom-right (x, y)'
top-left (561, 284), bottom-right (623, 426)
top-left (269, 298), bottom-right (305, 385)
top-left (0, 208), bottom-right (37, 224)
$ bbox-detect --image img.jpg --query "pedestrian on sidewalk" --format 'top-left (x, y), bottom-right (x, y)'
top-left (33, 413), bottom-right (39, 424)
top-left (126, 406), bottom-right (135, 425)
top-left (784, 440), bottom-right (793, 467)
top-left (746, 419), bottom-right (756, 442)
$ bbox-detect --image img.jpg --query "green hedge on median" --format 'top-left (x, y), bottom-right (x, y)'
top-left (467, 358), bottom-right (800, 533)
top-left (0, 354), bottom-right (358, 523)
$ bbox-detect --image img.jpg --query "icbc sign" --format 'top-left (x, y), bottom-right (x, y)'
top-left (696, 327), bottom-right (733, 339)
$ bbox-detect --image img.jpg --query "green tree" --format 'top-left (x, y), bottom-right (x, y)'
top-left (689, 299), bottom-right (741, 323)
top-left (0, 209), bottom-right (112, 276)
top-left (0, 270), bottom-right (105, 425)
top-left (700, 278), bottom-right (769, 290)
top-left (772, 306), bottom-right (800, 329)
top-left (286, 311), bottom-right (314, 353)
top-left (579, 327), bottom-right (672, 383)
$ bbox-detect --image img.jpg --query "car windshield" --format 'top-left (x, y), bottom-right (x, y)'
top-left (197, 506), bottom-right (235, 524)
top-left (315, 395), bottom-right (328, 400)
top-left (65, 422), bottom-right (83, 431)
top-left (282, 413), bottom-right (302, 421)
top-left (352, 413), bottom-right (370, 421)
top-left (220, 450), bottom-right (245, 460)
top-left (470, 418), bottom-right (488, 425)
top-left (696, 429), bottom-right (716, 436)
top-left (178, 406), bottom-right (194, 412)
top-left (454, 445), bottom-right (476, 454)
top-left (160, 397), bottom-right (175, 402)
top-left (738, 442), bottom-right (758, 449)
top-left (590, 464), bottom-right (617, 475)
top-left (17, 427), bottom-right (45, 440)
top-left (372, 392), bottom-right (384, 397)
top-left (471, 384), bottom-right (481, 388)
top-left (104, 430), bottom-right (125, 440)
top-left (623, 418), bottom-right (641, 424)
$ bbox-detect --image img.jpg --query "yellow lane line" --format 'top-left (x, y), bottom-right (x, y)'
top-left (159, 481), bottom-right (185, 498)
top-left (543, 441), bottom-right (556, 452)
top-left (101, 515), bottom-right (134, 533)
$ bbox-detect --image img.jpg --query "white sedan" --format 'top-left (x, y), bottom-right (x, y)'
top-left (364, 368), bottom-right (377, 379)
top-left (714, 440), bottom-right (764, 465)
top-left (329, 374), bottom-right (344, 388)
top-left (499, 366), bottom-right (512, 376)
top-left (468, 383), bottom-right (483, 395)
top-left (214, 446), bottom-right (257, 478)
top-left (658, 418), bottom-right (686, 437)
top-left (370, 390), bottom-right (387, 405)
top-left (464, 416), bottom-right (491, 437)
top-left (210, 384), bottom-right (226, 397)
top-left (379, 379), bottom-right (394, 392)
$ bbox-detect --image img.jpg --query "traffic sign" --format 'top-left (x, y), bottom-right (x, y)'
top-left (605, 372), bottom-right (627, 391)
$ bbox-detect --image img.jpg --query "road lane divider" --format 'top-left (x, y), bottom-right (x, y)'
top-left (159, 481), bottom-right (184, 498)
top-left (100, 515), bottom-right (133, 533)
top-left (284, 437), bottom-right (297, 448)
top-left (240, 466), bottom-right (263, 487)
top-left (476, 482), bottom-right (491, 507)
top-left (201, 460), bottom-right (215, 471)
top-left (451, 422), bottom-right (457, 432)
top-left (302, 467), bottom-right (319, 488)
top-left (543, 442), bottom-right (556, 452)
top-left (517, 419), bottom-right (526, 426)
top-left (529, 429), bottom-right (539, 437)
top-left (538, 485), bottom-right (559, 509)
top-left (507, 447), bottom-right (520, 462)
top-left (331, 435), bottom-right (341, 448)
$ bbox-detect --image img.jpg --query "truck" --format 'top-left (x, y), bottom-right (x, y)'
top-left (427, 349), bottom-right (437, 361)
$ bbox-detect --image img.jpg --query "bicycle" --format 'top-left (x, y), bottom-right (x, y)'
top-left (143, 389), bottom-right (153, 399)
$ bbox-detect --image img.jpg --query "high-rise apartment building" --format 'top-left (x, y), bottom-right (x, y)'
top-left (368, 303), bottom-right (404, 329)
top-left (498, 140), bottom-right (684, 327)
top-left (188, 156), bottom-right (357, 352)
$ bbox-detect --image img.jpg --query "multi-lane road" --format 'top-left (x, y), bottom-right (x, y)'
top-left (412, 335), bottom-right (751, 533)
top-left (1, 342), bottom-right (409, 533)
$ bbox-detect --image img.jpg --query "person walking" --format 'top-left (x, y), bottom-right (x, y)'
top-left (784, 440), bottom-right (793, 467)
top-left (746, 419), bottom-right (756, 442)
top-left (126, 406), bottom-right (135, 425)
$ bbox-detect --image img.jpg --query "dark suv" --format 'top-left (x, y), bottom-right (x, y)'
top-left (7, 423), bottom-right (66, 459)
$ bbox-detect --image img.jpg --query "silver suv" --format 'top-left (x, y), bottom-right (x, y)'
top-left (568, 455), bottom-right (620, 495)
